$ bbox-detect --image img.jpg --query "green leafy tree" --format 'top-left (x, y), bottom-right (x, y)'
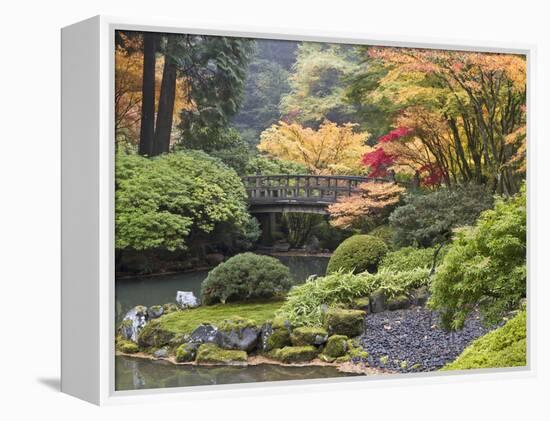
top-left (115, 150), bottom-right (251, 251)
top-left (389, 185), bottom-right (494, 248)
top-left (280, 43), bottom-right (361, 126)
top-left (429, 186), bottom-right (526, 330)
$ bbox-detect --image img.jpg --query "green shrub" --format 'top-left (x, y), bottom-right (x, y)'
top-left (389, 185), bottom-right (494, 248)
top-left (277, 268), bottom-right (430, 327)
top-left (115, 150), bottom-right (252, 252)
top-left (327, 235), bottom-right (388, 274)
top-left (429, 187), bottom-right (526, 330)
top-left (201, 253), bottom-right (292, 304)
top-left (368, 225), bottom-right (395, 250)
top-left (380, 246), bottom-right (446, 272)
top-left (442, 311), bottom-right (526, 370)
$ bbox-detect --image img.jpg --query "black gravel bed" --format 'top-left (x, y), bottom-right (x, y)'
top-left (358, 307), bottom-right (492, 373)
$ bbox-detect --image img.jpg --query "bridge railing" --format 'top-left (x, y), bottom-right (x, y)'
top-left (242, 174), bottom-right (391, 204)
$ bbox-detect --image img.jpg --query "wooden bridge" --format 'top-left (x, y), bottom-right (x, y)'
top-left (243, 174), bottom-right (391, 215)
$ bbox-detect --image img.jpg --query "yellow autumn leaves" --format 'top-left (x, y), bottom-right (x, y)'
top-left (257, 120), bottom-right (371, 175)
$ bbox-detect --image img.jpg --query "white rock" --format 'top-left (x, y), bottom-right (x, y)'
top-left (176, 291), bottom-right (200, 309)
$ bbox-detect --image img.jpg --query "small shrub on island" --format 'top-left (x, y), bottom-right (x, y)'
top-left (201, 253), bottom-right (292, 305)
top-left (327, 235), bottom-right (388, 275)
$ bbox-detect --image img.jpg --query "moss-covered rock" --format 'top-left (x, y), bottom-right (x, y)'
top-left (176, 343), bottom-right (198, 362)
top-left (369, 289), bottom-right (387, 313)
top-left (195, 343), bottom-right (248, 365)
top-left (216, 316), bottom-right (260, 351)
top-left (323, 335), bottom-right (349, 358)
top-left (387, 294), bottom-right (410, 311)
top-left (148, 305), bottom-right (164, 319)
top-left (265, 328), bottom-right (291, 351)
top-left (351, 297), bottom-right (370, 311)
top-left (117, 340), bottom-right (139, 354)
top-left (162, 303), bottom-right (179, 314)
top-left (290, 326), bottom-right (328, 346)
top-left (137, 319), bottom-right (176, 348)
top-left (270, 346), bottom-right (319, 363)
top-left (346, 339), bottom-right (369, 360)
top-left (324, 308), bottom-right (365, 337)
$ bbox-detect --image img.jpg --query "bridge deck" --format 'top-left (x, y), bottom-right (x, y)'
top-left (243, 174), bottom-right (392, 213)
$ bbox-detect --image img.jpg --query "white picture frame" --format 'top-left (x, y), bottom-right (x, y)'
top-left (61, 15), bottom-right (535, 405)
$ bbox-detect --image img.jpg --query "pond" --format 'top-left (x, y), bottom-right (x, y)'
top-left (115, 254), bottom-right (329, 322)
top-left (115, 254), bottom-right (336, 391)
top-left (116, 356), bottom-right (359, 391)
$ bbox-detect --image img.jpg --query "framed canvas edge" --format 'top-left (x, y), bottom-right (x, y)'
top-left (85, 15), bottom-right (536, 405)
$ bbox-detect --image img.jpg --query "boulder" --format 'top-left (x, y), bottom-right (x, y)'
top-left (119, 305), bottom-right (148, 342)
top-left (369, 289), bottom-right (387, 313)
top-left (175, 343), bottom-right (199, 362)
top-left (322, 335), bottom-right (349, 358)
top-left (148, 305), bottom-right (164, 319)
top-left (205, 253), bottom-right (225, 266)
top-left (290, 326), bottom-right (328, 346)
top-left (195, 343), bottom-right (248, 365)
top-left (351, 296), bottom-right (370, 311)
top-left (216, 317), bottom-right (260, 352)
top-left (176, 291), bottom-right (200, 309)
top-left (387, 294), bottom-right (411, 311)
top-left (137, 319), bottom-right (175, 348)
top-left (323, 308), bottom-right (365, 337)
top-left (270, 346), bottom-right (319, 363)
top-left (260, 322), bottom-right (291, 352)
top-left (188, 324), bottom-right (219, 344)
top-left (153, 347), bottom-right (169, 358)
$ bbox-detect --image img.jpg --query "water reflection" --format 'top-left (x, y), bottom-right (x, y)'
top-left (115, 356), bottom-right (358, 390)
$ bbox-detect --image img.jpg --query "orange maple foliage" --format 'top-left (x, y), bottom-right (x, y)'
top-left (328, 181), bottom-right (405, 229)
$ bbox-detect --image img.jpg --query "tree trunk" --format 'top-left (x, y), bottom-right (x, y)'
top-left (138, 33), bottom-right (157, 156)
top-left (153, 36), bottom-right (178, 156)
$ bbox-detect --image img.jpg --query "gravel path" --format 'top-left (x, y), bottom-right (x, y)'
top-left (358, 307), bottom-right (492, 373)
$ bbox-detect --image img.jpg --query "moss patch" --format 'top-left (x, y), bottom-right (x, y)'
top-left (117, 340), bottom-right (139, 354)
top-left (442, 311), bottom-right (526, 371)
top-left (152, 300), bottom-right (283, 337)
top-left (195, 343), bottom-right (247, 365)
top-left (290, 327), bottom-right (328, 346)
top-left (270, 346), bottom-right (319, 363)
top-left (324, 308), bottom-right (365, 337)
top-left (218, 316), bottom-right (258, 332)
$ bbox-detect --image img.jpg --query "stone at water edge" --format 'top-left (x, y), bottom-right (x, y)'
top-left (153, 347), bottom-right (169, 358)
top-left (119, 305), bottom-right (148, 342)
top-left (305, 235), bottom-right (321, 254)
top-left (176, 291), bottom-right (200, 309)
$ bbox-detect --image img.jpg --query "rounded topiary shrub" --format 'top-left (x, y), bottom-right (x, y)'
top-left (327, 235), bottom-right (388, 274)
top-left (201, 253), bottom-right (292, 305)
